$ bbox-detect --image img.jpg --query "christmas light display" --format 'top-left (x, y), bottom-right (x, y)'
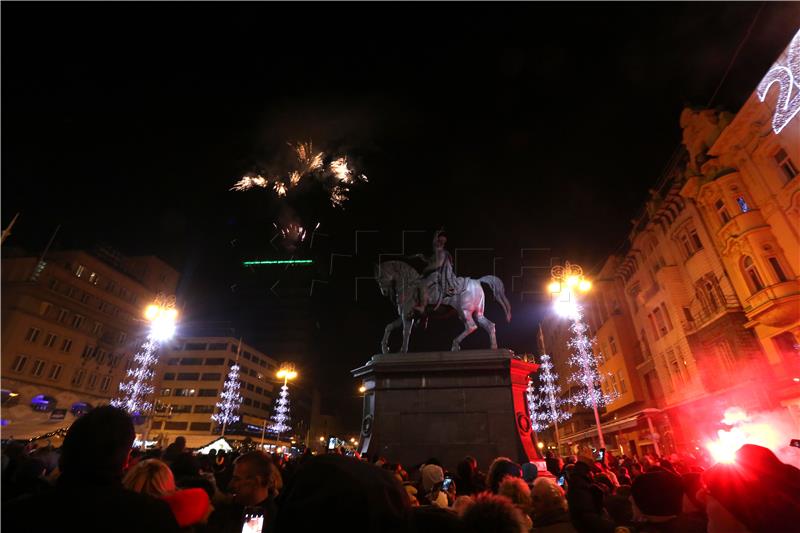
top-left (566, 307), bottom-right (617, 409)
top-left (537, 354), bottom-right (572, 427)
top-left (211, 361), bottom-right (243, 433)
top-left (269, 363), bottom-right (298, 441)
top-left (526, 377), bottom-right (546, 433)
top-left (269, 383), bottom-right (292, 437)
top-left (112, 295), bottom-right (177, 417)
top-left (757, 30), bottom-right (800, 134)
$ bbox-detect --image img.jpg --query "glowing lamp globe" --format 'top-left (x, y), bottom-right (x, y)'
top-left (144, 305), bottom-right (160, 321)
top-left (548, 281), bottom-right (561, 294)
top-left (554, 299), bottom-right (579, 319)
top-left (579, 280), bottom-right (592, 292)
top-left (566, 276), bottom-right (579, 288)
top-left (149, 310), bottom-right (178, 342)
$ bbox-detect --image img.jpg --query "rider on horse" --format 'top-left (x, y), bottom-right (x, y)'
top-left (412, 230), bottom-right (465, 314)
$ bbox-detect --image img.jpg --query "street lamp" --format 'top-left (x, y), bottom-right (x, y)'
top-left (548, 262), bottom-right (606, 449)
top-left (358, 385), bottom-right (366, 394)
top-left (263, 363), bottom-right (298, 448)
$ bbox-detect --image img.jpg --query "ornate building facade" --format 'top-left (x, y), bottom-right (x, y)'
top-left (1, 249), bottom-right (179, 439)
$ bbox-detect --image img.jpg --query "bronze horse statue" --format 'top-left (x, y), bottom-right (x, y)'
top-left (375, 260), bottom-right (511, 353)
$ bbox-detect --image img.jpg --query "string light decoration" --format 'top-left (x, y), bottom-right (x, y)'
top-left (537, 354), bottom-right (573, 427)
top-left (112, 294), bottom-right (177, 417)
top-left (212, 361), bottom-right (243, 434)
top-left (757, 29), bottom-right (800, 134)
top-left (566, 307), bottom-right (617, 410)
top-left (526, 377), bottom-right (546, 433)
top-left (269, 384), bottom-right (292, 436)
top-left (269, 363), bottom-right (297, 441)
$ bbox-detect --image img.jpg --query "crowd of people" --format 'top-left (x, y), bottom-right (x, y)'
top-left (2, 405), bottom-right (800, 533)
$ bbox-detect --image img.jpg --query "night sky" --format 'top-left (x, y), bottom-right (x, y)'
top-left (4, 2), bottom-right (799, 428)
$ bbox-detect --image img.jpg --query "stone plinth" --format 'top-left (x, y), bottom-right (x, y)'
top-left (351, 349), bottom-right (543, 471)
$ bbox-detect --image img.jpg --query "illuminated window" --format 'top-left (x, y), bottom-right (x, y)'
top-left (88, 272), bottom-right (98, 285)
top-left (715, 199), bottom-right (731, 224)
top-left (74, 264), bottom-right (86, 278)
top-left (743, 256), bottom-right (765, 293)
top-left (736, 196), bottom-right (750, 213)
top-left (774, 148), bottom-right (799, 183)
top-left (768, 257), bottom-right (788, 283)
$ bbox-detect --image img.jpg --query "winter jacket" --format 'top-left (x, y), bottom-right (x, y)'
top-left (566, 474), bottom-right (615, 533)
top-left (3, 478), bottom-right (180, 533)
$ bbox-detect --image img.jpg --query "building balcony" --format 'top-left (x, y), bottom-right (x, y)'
top-left (682, 295), bottom-right (742, 335)
top-left (744, 280), bottom-right (800, 328)
top-left (718, 209), bottom-right (766, 243)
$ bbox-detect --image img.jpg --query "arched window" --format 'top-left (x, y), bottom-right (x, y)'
top-left (743, 256), bottom-right (765, 294)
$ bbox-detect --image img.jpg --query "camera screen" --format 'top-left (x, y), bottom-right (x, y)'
top-left (242, 512), bottom-right (264, 533)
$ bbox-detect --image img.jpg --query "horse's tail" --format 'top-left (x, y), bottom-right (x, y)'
top-left (479, 275), bottom-right (512, 322)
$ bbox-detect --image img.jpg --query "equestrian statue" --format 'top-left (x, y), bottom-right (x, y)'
top-left (375, 230), bottom-right (512, 353)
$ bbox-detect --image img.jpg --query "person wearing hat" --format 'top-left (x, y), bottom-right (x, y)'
top-left (419, 463), bottom-right (449, 508)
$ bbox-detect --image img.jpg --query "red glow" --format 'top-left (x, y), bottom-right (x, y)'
top-left (705, 407), bottom-right (785, 465)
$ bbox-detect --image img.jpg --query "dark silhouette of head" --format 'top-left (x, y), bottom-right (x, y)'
top-left (59, 406), bottom-right (135, 484)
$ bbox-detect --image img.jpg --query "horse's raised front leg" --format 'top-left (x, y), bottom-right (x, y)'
top-left (382, 317), bottom-right (403, 354)
top-left (476, 313), bottom-right (497, 349)
top-left (452, 310), bottom-right (477, 351)
top-left (401, 316), bottom-right (415, 353)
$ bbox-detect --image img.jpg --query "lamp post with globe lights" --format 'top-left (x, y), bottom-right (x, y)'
top-left (548, 262), bottom-right (613, 449)
top-left (268, 363), bottom-right (298, 446)
top-left (112, 294), bottom-right (178, 446)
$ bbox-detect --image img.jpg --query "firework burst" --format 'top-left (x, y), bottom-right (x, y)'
top-left (231, 140), bottom-right (367, 208)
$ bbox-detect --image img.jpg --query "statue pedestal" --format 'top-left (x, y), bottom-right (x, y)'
top-left (351, 349), bottom-right (543, 472)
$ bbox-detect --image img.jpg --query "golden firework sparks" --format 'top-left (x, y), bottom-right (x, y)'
top-left (230, 174), bottom-right (269, 191)
top-left (330, 157), bottom-right (352, 184)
